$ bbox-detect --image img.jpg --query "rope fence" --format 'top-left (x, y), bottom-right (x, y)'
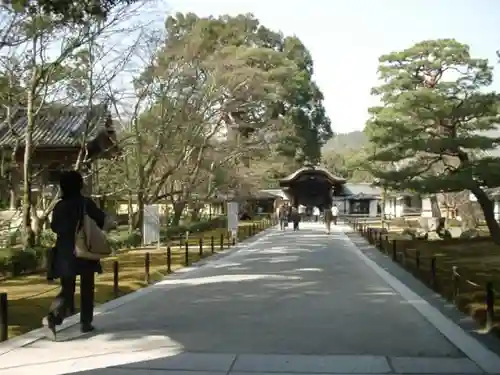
top-left (0, 218), bottom-right (277, 342)
top-left (346, 218), bottom-right (498, 332)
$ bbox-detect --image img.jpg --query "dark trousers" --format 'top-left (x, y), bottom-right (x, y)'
top-left (50, 270), bottom-right (95, 325)
top-left (333, 216), bottom-right (338, 225)
top-left (280, 219), bottom-right (287, 230)
top-left (326, 221), bottom-right (331, 233)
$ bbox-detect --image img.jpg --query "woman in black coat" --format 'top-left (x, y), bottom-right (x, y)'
top-left (44, 170), bottom-right (109, 340)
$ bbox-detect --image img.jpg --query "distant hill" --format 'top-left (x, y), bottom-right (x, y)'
top-left (322, 130), bottom-right (368, 153)
top-left (320, 130), bottom-right (372, 182)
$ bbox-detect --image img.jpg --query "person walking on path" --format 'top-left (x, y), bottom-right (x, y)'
top-left (331, 204), bottom-right (339, 225)
top-left (298, 204), bottom-right (306, 222)
top-left (324, 207), bottom-right (333, 234)
top-left (44, 170), bottom-right (115, 340)
top-left (278, 204), bottom-right (288, 231)
top-left (291, 206), bottom-right (300, 231)
top-left (313, 206), bottom-right (320, 222)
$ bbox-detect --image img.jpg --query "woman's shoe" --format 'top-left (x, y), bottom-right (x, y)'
top-left (80, 323), bottom-right (95, 333)
top-left (42, 315), bottom-right (57, 341)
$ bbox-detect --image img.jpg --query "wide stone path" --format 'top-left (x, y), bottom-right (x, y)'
top-left (1, 222), bottom-right (500, 374)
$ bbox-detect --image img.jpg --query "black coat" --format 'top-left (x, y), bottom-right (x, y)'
top-left (48, 196), bottom-right (106, 279)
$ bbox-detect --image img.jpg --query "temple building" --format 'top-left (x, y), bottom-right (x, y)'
top-left (260, 164), bottom-right (423, 217)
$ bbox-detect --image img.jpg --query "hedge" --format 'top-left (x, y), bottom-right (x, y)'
top-left (0, 216), bottom-right (228, 278)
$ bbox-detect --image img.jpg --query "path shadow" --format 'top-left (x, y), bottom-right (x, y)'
top-left (0, 226), bottom-right (476, 374)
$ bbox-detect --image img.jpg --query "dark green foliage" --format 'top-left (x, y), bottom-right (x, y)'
top-left (162, 12), bottom-right (332, 166)
top-left (366, 39), bottom-right (500, 193)
top-left (366, 39), bottom-right (500, 242)
top-left (3, 0), bottom-right (137, 21)
top-left (0, 216), bottom-right (228, 278)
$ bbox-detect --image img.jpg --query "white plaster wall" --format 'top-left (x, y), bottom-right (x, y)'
top-left (383, 199), bottom-right (390, 217)
top-left (395, 199), bottom-right (404, 217)
top-left (383, 198), bottom-right (396, 218)
top-left (421, 197), bottom-right (433, 217)
top-left (369, 199), bottom-right (378, 217)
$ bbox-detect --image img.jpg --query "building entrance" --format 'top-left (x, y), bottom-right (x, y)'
top-left (279, 165), bottom-right (346, 210)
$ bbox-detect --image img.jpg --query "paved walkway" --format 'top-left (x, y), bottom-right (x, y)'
top-left (1, 223), bottom-right (500, 374)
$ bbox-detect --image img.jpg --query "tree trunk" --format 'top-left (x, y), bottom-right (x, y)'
top-left (430, 195), bottom-right (442, 217)
top-left (22, 69), bottom-right (36, 249)
top-left (8, 164), bottom-right (18, 210)
top-left (9, 187), bottom-right (16, 210)
top-left (429, 194), bottom-right (446, 236)
top-left (380, 187), bottom-right (386, 229)
top-left (457, 201), bottom-right (477, 230)
top-left (172, 201), bottom-right (185, 226)
top-left (470, 185), bottom-right (500, 244)
top-left (127, 191), bottom-right (134, 233)
top-left (32, 215), bottom-right (43, 246)
top-left (134, 191), bottom-right (144, 236)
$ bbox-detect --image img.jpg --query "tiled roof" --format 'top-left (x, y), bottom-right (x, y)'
top-left (280, 166), bottom-right (346, 184)
top-left (339, 183), bottom-right (417, 199)
top-left (0, 104), bottom-right (110, 147)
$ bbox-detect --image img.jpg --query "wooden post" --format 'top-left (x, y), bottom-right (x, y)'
top-left (145, 252), bottom-right (151, 284)
top-left (113, 260), bottom-right (119, 297)
top-left (486, 282), bottom-right (495, 331)
top-left (0, 293), bottom-right (7, 342)
top-left (452, 266), bottom-right (459, 303)
top-left (430, 257), bottom-right (437, 288)
top-left (167, 246), bottom-right (172, 273)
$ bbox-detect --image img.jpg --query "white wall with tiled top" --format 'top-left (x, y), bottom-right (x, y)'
top-left (383, 198), bottom-right (406, 218)
top-left (369, 200), bottom-right (379, 217)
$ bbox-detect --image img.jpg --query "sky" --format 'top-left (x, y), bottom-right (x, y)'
top-left (161, 0), bottom-right (500, 134)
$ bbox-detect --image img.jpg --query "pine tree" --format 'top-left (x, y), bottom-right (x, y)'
top-left (365, 39), bottom-right (500, 243)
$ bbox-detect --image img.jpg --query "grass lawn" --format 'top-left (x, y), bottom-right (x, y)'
top-left (1, 219), bottom-right (272, 339)
top-left (354, 227), bottom-right (500, 333)
top-left (401, 240), bottom-right (500, 329)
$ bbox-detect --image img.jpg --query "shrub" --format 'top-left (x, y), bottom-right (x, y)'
top-left (0, 247), bottom-right (46, 277)
top-left (160, 216), bottom-right (227, 240)
top-left (39, 230), bottom-right (57, 248)
top-left (0, 215), bottom-right (231, 277)
top-left (5, 231), bottom-right (20, 247)
top-left (109, 230), bottom-right (142, 250)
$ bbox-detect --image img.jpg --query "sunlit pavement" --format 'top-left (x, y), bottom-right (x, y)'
top-left (1, 222), bottom-right (500, 374)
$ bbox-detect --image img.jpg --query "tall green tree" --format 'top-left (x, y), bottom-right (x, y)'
top-left (256, 29), bottom-right (333, 164)
top-left (163, 13), bottom-right (332, 169)
top-left (366, 39), bottom-right (500, 242)
top-left (103, 13), bottom-right (300, 229)
top-left (0, 0), bottom-right (142, 246)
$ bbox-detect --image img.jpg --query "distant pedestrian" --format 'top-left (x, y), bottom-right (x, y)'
top-left (313, 206), bottom-right (320, 222)
top-left (291, 207), bottom-right (300, 231)
top-left (298, 204), bottom-right (306, 222)
top-left (324, 207), bottom-right (333, 234)
top-left (44, 170), bottom-right (115, 340)
top-left (331, 204), bottom-right (339, 225)
top-left (278, 204), bottom-right (288, 231)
